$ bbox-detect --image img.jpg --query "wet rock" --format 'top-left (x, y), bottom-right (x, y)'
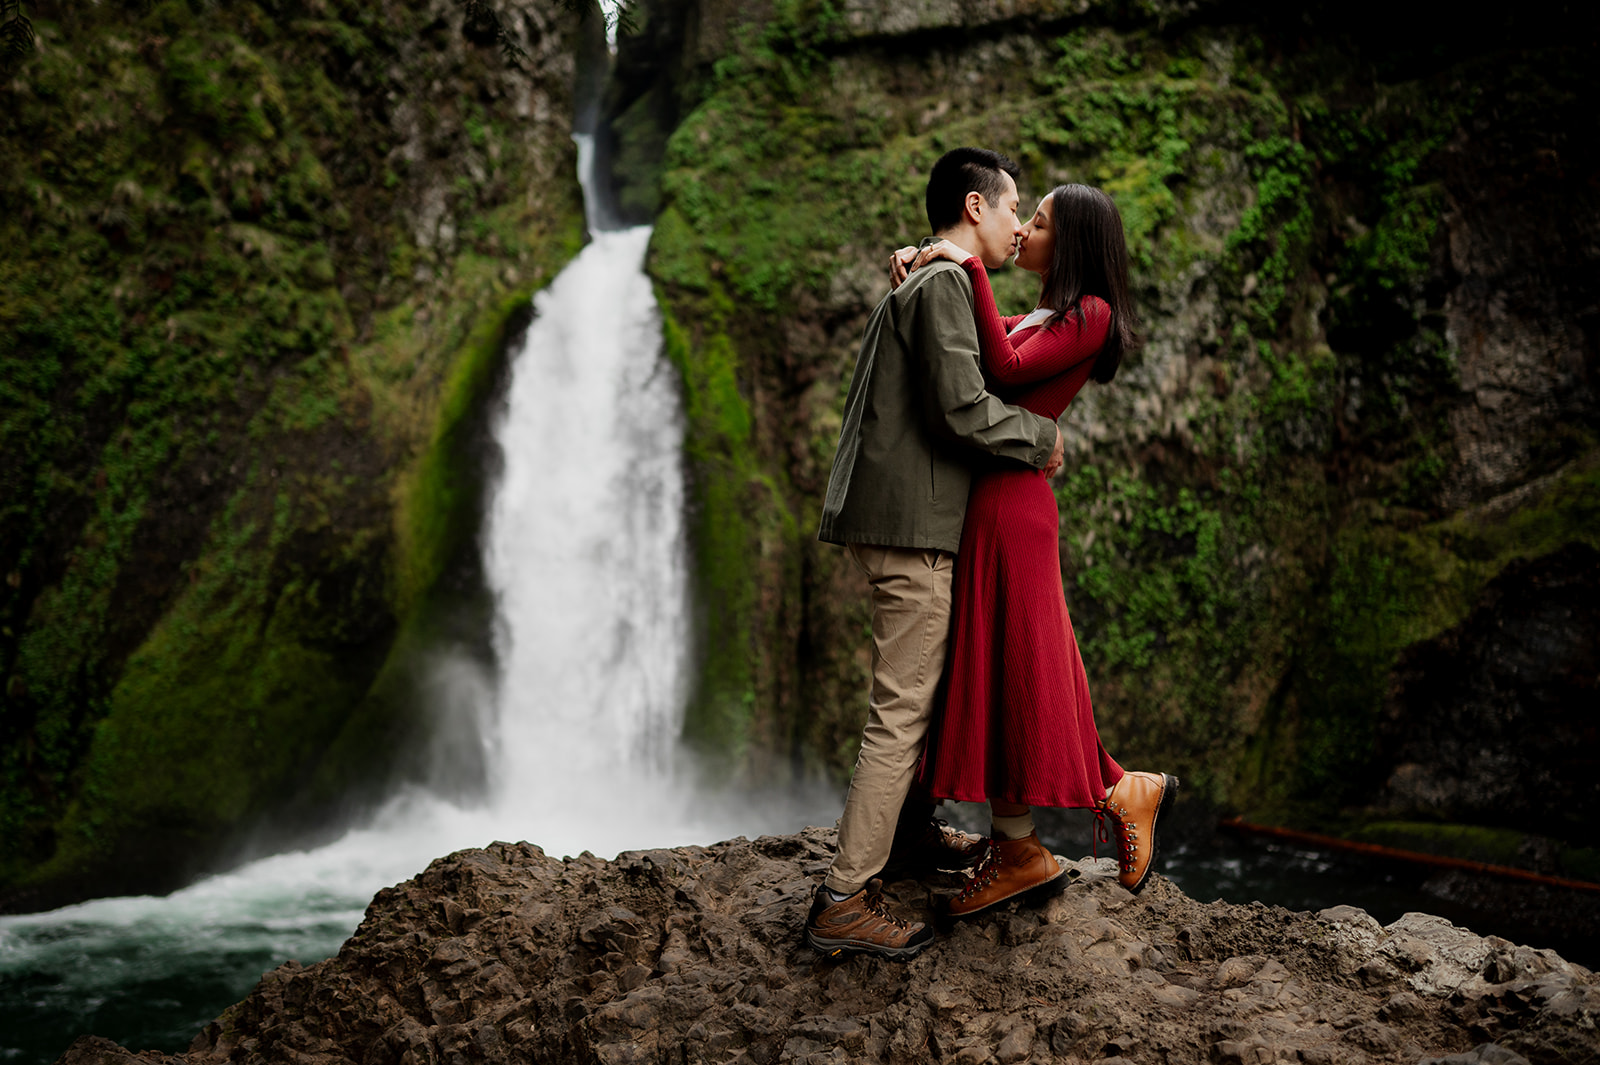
top-left (58, 829), bottom-right (1600, 1065)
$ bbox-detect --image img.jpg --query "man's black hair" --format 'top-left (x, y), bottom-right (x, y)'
top-left (925, 147), bottom-right (1020, 233)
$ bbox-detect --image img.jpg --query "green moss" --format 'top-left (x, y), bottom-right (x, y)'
top-left (391, 251), bottom-right (585, 619)
top-left (610, 83), bottom-right (672, 219)
top-left (1254, 456), bottom-right (1600, 814)
top-left (1060, 469), bottom-right (1239, 676)
top-left (1024, 29), bottom-right (1224, 278)
top-left (1227, 135), bottom-right (1315, 325)
top-left (648, 205), bottom-right (712, 291)
top-left (0, 0), bottom-right (587, 900)
top-left (1354, 821), bottom-right (1527, 867)
top-left (36, 484), bottom-right (370, 882)
top-left (656, 294), bottom-right (761, 763)
top-left (1351, 820), bottom-right (1600, 883)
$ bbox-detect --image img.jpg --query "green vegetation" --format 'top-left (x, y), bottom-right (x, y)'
top-left (4, 0), bottom-right (1587, 900)
top-left (634, 0), bottom-right (1598, 850)
top-left (1353, 821), bottom-right (1600, 884)
top-left (0, 0), bottom-right (585, 901)
top-left (644, 14), bottom-right (1298, 777)
top-left (657, 298), bottom-right (760, 760)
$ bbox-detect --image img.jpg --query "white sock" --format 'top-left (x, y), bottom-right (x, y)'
top-left (992, 810), bottom-right (1035, 841)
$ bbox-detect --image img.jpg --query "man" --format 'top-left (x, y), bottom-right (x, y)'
top-left (805, 148), bottom-right (1065, 959)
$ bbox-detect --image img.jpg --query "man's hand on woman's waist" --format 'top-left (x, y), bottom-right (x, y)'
top-left (1045, 426), bottom-right (1064, 478)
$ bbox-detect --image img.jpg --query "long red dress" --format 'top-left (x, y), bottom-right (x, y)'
top-left (918, 257), bottom-right (1125, 808)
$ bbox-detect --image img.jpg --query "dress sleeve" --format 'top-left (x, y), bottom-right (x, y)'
top-left (959, 257), bottom-right (1110, 387)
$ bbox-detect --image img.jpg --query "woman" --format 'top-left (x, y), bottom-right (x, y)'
top-left (893, 183), bottom-right (1177, 915)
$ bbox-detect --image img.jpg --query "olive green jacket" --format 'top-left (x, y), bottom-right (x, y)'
top-left (817, 259), bottom-right (1058, 553)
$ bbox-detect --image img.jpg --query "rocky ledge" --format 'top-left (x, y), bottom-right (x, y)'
top-left (60, 829), bottom-right (1597, 1065)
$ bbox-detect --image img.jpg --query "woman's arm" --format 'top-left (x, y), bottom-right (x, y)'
top-left (959, 257), bottom-right (1110, 386)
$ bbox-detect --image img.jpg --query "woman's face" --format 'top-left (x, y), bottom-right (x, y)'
top-left (1014, 196), bottom-right (1055, 277)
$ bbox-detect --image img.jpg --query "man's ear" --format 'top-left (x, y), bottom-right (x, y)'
top-left (963, 189), bottom-right (985, 226)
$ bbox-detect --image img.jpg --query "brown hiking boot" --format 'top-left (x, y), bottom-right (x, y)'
top-left (1097, 771), bottom-right (1178, 894)
top-left (946, 831), bottom-right (1064, 917)
top-left (885, 818), bottom-right (987, 874)
top-left (804, 879), bottom-right (934, 959)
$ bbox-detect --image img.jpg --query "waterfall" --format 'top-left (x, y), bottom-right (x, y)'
top-left (0, 135), bottom-right (830, 1064)
top-left (476, 133), bottom-right (698, 847)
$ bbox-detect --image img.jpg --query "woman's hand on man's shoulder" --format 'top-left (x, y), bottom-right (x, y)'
top-left (889, 246), bottom-right (917, 290)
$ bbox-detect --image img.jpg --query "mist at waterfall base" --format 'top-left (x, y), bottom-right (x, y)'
top-left (0, 146), bottom-right (836, 1063)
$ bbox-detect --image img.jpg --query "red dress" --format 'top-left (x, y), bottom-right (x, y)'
top-left (918, 258), bottom-right (1125, 808)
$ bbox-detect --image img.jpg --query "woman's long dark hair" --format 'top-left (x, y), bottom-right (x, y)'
top-left (1037, 184), bottom-right (1141, 384)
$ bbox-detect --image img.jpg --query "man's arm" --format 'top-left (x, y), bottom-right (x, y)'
top-left (908, 267), bottom-right (1063, 474)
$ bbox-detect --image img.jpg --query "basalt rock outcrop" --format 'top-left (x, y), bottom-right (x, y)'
top-left (57, 830), bottom-right (1600, 1065)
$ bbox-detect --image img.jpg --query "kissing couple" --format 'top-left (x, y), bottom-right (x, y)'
top-left (807, 147), bottom-right (1178, 959)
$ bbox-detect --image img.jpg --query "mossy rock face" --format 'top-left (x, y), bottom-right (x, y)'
top-left (1366, 541), bottom-right (1600, 846)
top-left (614, 0), bottom-right (1600, 834)
top-left (0, 0), bottom-right (596, 908)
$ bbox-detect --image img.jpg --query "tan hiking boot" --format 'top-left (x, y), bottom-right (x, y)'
top-left (1098, 771), bottom-right (1178, 894)
top-left (946, 831), bottom-right (1064, 917)
top-left (804, 879), bottom-right (934, 959)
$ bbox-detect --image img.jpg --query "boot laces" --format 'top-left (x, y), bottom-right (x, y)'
top-left (1090, 807), bottom-right (1113, 861)
top-left (956, 839), bottom-right (1001, 900)
top-left (1093, 801), bottom-right (1136, 871)
top-left (863, 887), bottom-right (911, 929)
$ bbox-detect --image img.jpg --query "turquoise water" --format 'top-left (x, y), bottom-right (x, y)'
top-left (0, 888), bottom-right (360, 1063)
top-left (0, 785), bottom-right (837, 1064)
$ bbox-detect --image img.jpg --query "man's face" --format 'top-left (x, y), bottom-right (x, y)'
top-left (973, 171), bottom-right (1024, 269)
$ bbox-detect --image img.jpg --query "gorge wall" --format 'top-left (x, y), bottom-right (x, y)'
top-left (2, 0), bottom-right (1595, 915)
top-left (606, 0), bottom-right (1599, 869)
top-left (0, 0), bottom-right (600, 910)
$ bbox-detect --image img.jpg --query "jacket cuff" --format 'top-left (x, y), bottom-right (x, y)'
top-left (1029, 414), bottom-right (1057, 468)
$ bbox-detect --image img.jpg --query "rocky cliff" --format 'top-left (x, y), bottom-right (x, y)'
top-left (4, 0), bottom-right (1595, 914)
top-left (605, 0), bottom-right (1599, 868)
top-left (0, 0), bottom-right (599, 910)
top-left (56, 829), bottom-right (1600, 1065)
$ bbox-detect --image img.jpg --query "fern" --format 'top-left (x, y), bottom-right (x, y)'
top-left (1, 0), bottom-right (35, 75)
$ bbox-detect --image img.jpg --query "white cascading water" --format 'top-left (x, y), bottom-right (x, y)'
top-left (0, 133), bottom-right (830, 1062)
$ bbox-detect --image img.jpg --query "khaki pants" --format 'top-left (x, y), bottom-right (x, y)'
top-left (826, 543), bottom-right (954, 894)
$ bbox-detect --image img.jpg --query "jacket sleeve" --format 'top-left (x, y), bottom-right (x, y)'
top-left (907, 267), bottom-right (1058, 468)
